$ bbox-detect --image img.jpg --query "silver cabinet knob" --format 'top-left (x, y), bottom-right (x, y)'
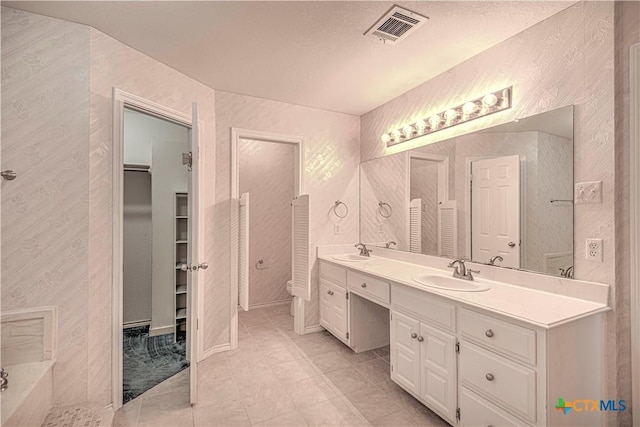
top-left (1, 170), bottom-right (16, 181)
top-left (198, 262), bottom-right (208, 270)
top-left (485, 329), bottom-right (494, 338)
top-left (411, 333), bottom-right (417, 339)
top-left (361, 283), bottom-right (367, 288)
top-left (485, 373), bottom-right (495, 381)
top-left (417, 336), bottom-right (424, 342)
top-left (328, 290), bottom-right (334, 295)
top-left (508, 241), bottom-right (516, 248)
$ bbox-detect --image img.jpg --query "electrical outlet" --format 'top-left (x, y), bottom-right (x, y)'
top-left (575, 181), bottom-right (603, 204)
top-left (333, 224), bottom-right (341, 235)
top-left (585, 238), bottom-right (603, 262)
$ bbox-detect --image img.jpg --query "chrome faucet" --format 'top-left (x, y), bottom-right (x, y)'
top-left (355, 243), bottom-right (372, 257)
top-left (447, 259), bottom-right (479, 281)
top-left (1, 368), bottom-right (8, 392)
top-left (385, 241), bottom-right (397, 249)
top-left (488, 255), bottom-right (503, 266)
top-left (559, 266), bottom-right (574, 279)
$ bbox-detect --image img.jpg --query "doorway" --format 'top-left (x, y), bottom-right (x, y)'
top-left (230, 128), bottom-right (307, 341)
top-left (112, 90), bottom-right (202, 410)
top-left (121, 108), bottom-right (191, 403)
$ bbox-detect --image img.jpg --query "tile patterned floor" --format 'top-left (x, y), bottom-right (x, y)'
top-left (112, 304), bottom-right (450, 427)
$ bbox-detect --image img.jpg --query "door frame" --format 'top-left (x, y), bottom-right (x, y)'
top-left (630, 42), bottom-right (640, 421)
top-left (465, 155), bottom-right (525, 263)
top-left (230, 128), bottom-right (305, 342)
top-left (111, 88), bottom-right (204, 410)
top-left (405, 153), bottom-right (450, 252)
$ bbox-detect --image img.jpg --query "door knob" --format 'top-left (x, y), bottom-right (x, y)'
top-left (1, 170), bottom-right (16, 181)
top-left (198, 262), bottom-right (208, 270)
top-left (180, 264), bottom-right (190, 271)
top-left (508, 241), bottom-right (516, 248)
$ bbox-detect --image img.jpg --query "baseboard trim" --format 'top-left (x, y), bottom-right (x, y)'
top-left (200, 343), bottom-right (231, 361)
top-left (123, 320), bottom-right (151, 329)
top-left (148, 324), bottom-right (174, 337)
top-left (304, 325), bottom-right (325, 334)
top-left (248, 299), bottom-right (291, 310)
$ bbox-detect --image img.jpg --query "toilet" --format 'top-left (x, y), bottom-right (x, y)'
top-left (286, 280), bottom-right (294, 316)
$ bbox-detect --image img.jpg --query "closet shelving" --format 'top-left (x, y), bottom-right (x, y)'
top-left (174, 192), bottom-right (188, 341)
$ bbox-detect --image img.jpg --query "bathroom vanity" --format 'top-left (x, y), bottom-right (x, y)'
top-left (318, 253), bottom-right (609, 427)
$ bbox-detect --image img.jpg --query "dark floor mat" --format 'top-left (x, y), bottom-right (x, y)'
top-left (122, 326), bottom-right (189, 403)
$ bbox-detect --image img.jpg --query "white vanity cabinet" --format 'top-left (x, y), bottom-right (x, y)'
top-left (319, 262), bottom-right (349, 344)
top-left (391, 287), bottom-right (458, 424)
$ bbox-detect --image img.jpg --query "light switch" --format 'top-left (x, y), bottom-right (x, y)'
top-left (575, 181), bottom-right (602, 204)
top-left (333, 224), bottom-right (341, 235)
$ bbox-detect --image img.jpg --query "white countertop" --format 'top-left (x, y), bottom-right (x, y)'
top-left (318, 254), bottom-right (610, 329)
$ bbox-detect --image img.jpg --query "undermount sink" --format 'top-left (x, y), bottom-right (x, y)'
top-left (412, 274), bottom-right (491, 292)
top-left (331, 254), bottom-right (371, 262)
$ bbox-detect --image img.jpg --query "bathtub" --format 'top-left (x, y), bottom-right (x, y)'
top-left (1, 307), bottom-right (57, 427)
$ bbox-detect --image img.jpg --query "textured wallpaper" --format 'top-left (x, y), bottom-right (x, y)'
top-left (1, 7), bottom-right (91, 406)
top-left (239, 139), bottom-right (294, 307)
top-left (215, 91), bottom-right (360, 330)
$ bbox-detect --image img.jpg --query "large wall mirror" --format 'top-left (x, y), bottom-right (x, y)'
top-left (360, 105), bottom-right (574, 278)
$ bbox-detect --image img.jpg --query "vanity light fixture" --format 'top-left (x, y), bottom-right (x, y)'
top-left (382, 87), bottom-right (512, 147)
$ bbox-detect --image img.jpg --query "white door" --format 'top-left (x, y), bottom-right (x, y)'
top-left (419, 323), bottom-right (457, 423)
top-left (331, 285), bottom-right (348, 342)
top-left (292, 195), bottom-right (310, 300)
top-left (390, 311), bottom-right (421, 395)
top-left (238, 192), bottom-right (250, 311)
top-left (188, 102), bottom-right (202, 405)
top-left (471, 155), bottom-right (521, 268)
top-left (319, 279), bottom-right (333, 332)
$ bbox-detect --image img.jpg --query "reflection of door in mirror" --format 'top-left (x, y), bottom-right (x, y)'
top-left (408, 154), bottom-right (449, 256)
top-left (470, 155), bottom-right (521, 268)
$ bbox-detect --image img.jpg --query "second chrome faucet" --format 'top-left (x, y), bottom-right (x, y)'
top-left (447, 259), bottom-right (479, 281)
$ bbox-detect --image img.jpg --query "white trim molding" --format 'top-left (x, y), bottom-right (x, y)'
top-left (111, 88), bottom-right (195, 411)
top-left (630, 42), bottom-right (640, 423)
top-left (229, 128), bottom-right (307, 343)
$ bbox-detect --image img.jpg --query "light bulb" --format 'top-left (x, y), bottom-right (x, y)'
top-left (415, 119), bottom-right (427, 132)
top-left (381, 133), bottom-right (391, 143)
top-left (444, 109), bottom-right (459, 123)
top-left (403, 125), bottom-right (414, 137)
top-left (428, 115), bottom-right (441, 129)
top-left (482, 93), bottom-right (498, 108)
top-left (462, 101), bottom-right (478, 115)
top-left (391, 129), bottom-right (401, 140)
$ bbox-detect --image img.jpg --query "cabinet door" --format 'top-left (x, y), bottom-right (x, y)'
top-left (320, 279), bottom-right (333, 333)
top-left (390, 311), bottom-right (421, 395)
top-left (419, 322), bottom-right (457, 423)
top-left (331, 285), bottom-right (348, 342)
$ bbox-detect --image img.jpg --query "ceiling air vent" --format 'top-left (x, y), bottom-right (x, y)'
top-left (365, 5), bottom-right (428, 45)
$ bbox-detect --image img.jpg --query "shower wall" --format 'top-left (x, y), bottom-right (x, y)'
top-left (239, 139), bottom-right (295, 308)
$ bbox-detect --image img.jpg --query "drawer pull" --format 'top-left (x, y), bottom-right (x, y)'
top-left (485, 373), bottom-right (495, 381)
top-left (485, 329), bottom-right (494, 338)
top-left (361, 283), bottom-right (367, 288)
top-left (327, 290), bottom-right (334, 295)
top-left (417, 336), bottom-right (424, 342)
top-left (411, 333), bottom-right (417, 339)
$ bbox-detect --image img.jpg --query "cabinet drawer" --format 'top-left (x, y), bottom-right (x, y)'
top-left (459, 342), bottom-right (536, 423)
top-left (347, 271), bottom-right (390, 304)
top-left (460, 387), bottom-right (530, 427)
top-left (459, 308), bottom-right (536, 366)
top-left (320, 261), bottom-right (347, 288)
top-left (391, 285), bottom-right (456, 332)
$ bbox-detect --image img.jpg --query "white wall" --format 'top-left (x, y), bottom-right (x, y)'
top-left (239, 139), bottom-right (295, 308)
top-left (123, 171), bottom-right (152, 325)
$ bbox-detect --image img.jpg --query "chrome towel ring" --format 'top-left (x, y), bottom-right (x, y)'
top-left (333, 200), bottom-right (348, 218)
top-left (378, 201), bottom-right (392, 218)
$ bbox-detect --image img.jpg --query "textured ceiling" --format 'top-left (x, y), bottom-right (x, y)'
top-left (3, 1), bottom-right (576, 115)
